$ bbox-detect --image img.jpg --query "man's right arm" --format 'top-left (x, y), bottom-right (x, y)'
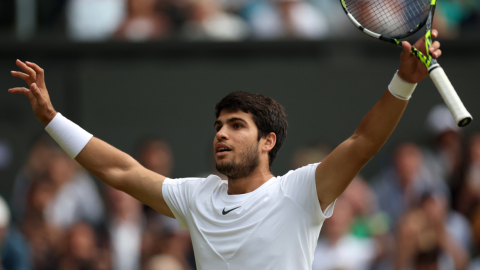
top-left (75, 137), bottom-right (174, 218)
top-left (9, 60), bottom-right (174, 218)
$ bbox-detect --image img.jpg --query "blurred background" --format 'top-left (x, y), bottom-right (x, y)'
top-left (0, 0), bottom-right (480, 269)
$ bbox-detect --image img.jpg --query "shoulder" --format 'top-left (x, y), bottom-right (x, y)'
top-left (278, 163), bottom-right (320, 193)
top-left (280, 163), bottom-right (320, 181)
top-left (163, 174), bottom-right (224, 191)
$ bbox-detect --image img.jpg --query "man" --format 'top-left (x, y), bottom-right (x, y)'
top-left (9, 31), bottom-right (442, 269)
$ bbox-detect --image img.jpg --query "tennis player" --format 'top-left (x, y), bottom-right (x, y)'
top-left (9, 31), bottom-right (442, 270)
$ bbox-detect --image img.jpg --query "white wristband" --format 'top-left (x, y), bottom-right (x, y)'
top-left (45, 113), bottom-right (93, 159)
top-left (388, 71), bottom-right (417, 100)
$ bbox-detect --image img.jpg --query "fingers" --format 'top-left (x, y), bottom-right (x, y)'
top-left (8, 87), bottom-right (34, 102)
top-left (11, 71), bottom-right (30, 82)
top-left (29, 83), bottom-right (45, 104)
top-left (432, 29), bottom-right (438, 39)
top-left (429, 40), bottom-right (441, 58)
top-left (15, 60), bottom-right (36, 81)
top-left (431, 49), bottom-right (442, 58)
top-left (400, 41), bottom-right (412, 61)
top-left (25, 61), bottom-right (45, 86)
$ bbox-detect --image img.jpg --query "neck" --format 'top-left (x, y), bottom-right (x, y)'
top-left (227, 166), bottom-right (273, 195)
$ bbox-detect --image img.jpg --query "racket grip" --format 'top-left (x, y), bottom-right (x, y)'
top-left (429, 66), bottom-right (472, 127)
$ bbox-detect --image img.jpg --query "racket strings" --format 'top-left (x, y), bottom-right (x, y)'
top-left (345, 0), bottom-right (430, 37)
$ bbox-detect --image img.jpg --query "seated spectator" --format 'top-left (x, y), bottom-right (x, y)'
top-left (458, 132), bottom-right (480, 216)
top-left (144, 227), bottom-right (194, 270)
top-left (115, 0), bottom-right (172, 41)
top-left (58, 222), bottom-right (111, 270)
top-left (66, 0), bottom-right (127, 41)
top-left (20, 176), bottom-right (64, 270)
top-left (11, 135), bottom-right (104, 228)
top-left (0, 195), bottom-right (32, 270)
top-left (134, 137), bottom-right (196, 269)
top-left (106, 186), bottom-right (144, 270)
top-left (181, 0), bottom-right (250, 40)
top-left (424, 104), bottom-right (464, 200)
top-left (11, 135), bottom-right (56, 220)
top-left (395, 193), bottom-right (469, 270)
top-left (44, 149), bottom-right (105, 228)
top-left (312, 196), bottom-right (377, 270)
top-left (373, 142), bottom-right (448, 229)
top-left (243, 0), bottom-right (329, 40)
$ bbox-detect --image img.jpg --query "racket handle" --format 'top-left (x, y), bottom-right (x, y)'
top-left (429, 65), bottom-right (472, 127)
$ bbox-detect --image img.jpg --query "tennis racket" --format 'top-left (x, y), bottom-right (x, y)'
top-left (340, 0), bottom-right (472, 127)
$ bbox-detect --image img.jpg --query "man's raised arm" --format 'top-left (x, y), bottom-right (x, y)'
top-left (315, 30), bottom-right (443, 211)
top-left (9, 60), bottom-right (174, 218)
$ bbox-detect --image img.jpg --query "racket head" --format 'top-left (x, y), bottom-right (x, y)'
top-left (340, 0), bottom-right (434, 42)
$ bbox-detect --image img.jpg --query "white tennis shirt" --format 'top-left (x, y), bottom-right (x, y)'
top-left (162, 163), bottom-right (335, 270)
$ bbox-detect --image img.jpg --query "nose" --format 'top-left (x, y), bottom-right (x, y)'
top-left (215, 126), bottom-right (228, 142)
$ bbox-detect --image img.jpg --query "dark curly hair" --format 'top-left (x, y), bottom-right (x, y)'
top-left (215, 91), bottom-right (288, 168)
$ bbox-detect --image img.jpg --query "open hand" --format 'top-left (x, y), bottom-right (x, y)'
top-left (398, 29), bottom-right (442, 84)
top-left (9, 60), bottom-right (57, 126)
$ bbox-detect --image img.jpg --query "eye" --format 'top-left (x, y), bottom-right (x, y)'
top-left (233, 123), bottom-right (243, 129)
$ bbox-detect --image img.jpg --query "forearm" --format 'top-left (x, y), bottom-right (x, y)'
top-left (75, 137), bottom-right (139, 190)
top-left (352, 90), bottom-right (408, 158)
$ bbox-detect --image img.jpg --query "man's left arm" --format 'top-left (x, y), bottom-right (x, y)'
top-left (315, 30), bottom-right (443, 211)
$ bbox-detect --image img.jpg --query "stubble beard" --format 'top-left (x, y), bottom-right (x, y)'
top-left (216, 142), bottom-right (260, 180)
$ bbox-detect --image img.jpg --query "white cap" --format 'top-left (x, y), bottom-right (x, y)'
top-left (426, 104), bottom-right (460, 136)
top-left (0, 196), bottom-right (10, 228)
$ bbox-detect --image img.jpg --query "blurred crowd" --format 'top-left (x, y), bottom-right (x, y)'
top-left (1, 103), bottom-right (480, 270)
top-left (1, 0), bottom-right (479, 41)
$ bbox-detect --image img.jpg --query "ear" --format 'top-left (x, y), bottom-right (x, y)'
top-left (262, 132), bottom-right (277, 153)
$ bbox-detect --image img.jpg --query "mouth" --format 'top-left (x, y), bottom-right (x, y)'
top-left (215, 144), bottom-right (232, 157)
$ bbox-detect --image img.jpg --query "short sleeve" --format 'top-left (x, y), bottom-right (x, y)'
top-left (280, 163), bottom-right (336, 224)
top-left (162, 177), bottom-right (201, 230)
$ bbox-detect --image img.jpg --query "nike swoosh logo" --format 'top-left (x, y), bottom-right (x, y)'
top-left (222, 206), bottom-right (241, 215)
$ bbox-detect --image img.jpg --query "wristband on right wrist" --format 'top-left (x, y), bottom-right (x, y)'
top-left (45, 113), bottom-right (93, 159)
top-left (388, 71), bottom-right (417, 100)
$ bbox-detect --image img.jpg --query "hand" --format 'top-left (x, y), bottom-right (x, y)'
top-left (9, 60), bottom-right (57, 126)
top-left (397, 29), bottom-right (442, 83)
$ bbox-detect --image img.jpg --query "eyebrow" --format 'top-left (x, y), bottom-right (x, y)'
top-left (214, 117), bottom-right (248, 127)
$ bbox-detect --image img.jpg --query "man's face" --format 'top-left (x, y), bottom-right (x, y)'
top-left (214, 110), bottom-right (261, 179)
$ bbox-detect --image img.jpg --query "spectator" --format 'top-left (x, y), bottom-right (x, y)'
top-left (373, 142), bottom-right (448, 229)
top-left (11, 135), bottom-right (104, 228)
top-left (243, 0), bottom-right (329, 40)
top-left (312, 196), bottom-right (377, 270)
top-left (136, 137), bottom-right (175, 225)
top-left (136, 137), bottom-right (174, 178)
top-left (66, 0), bottom-right (127, 41)
top-left (394, 193), bottom-right (469, 270)
top-left (43, 149), bottom-right (105, 228)
top-left (181, 0), bottom-right (250, 40)
top-left (424, 104), bottom-right (464, 200)
top-left (115, 0), bottom-right (172, 41)
top-left (0, 195), bottom-right (32, 270)
top-left (21, 176), bottom-right (64, 270)
top-left (135, 137), bottom-right (196, 269)
top-left (11, 135), bottom-right (56, 220)
top-left (58, 222), bottom-right (110, 270)
top-left (106, 186), bottom-right (144, 270)
top-left (144, 227), bottom-right (194, 270)
top-left (457, 132), bottom-right (480, 216)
